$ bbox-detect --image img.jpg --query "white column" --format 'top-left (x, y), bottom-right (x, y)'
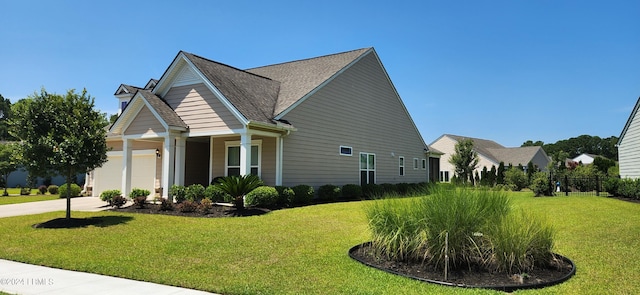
top-left (209, 136), bottom-right (215, 183)
top-left (275, 136), bottom-right (283, 185)
top-left (174, 137), bottom-right (186, 186)
top-left (239, 132), bottom-right (252, 176)
top-left (162, 135), bottom-right (176, 199)
top-left (122, 138), bottom-right (133, 198)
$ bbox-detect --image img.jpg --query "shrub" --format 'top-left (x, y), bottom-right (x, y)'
top-left (318, 184), bottom-right (341, 201)
top-left (111, 195), bottom-right (127, 208)
top-left (186, 184), bottom-right (206, 202)
top-left (245, 186), bottom-right (279, 207)
top-left (603, 177), bottom-right (620, 196)
top-left (160, 198), bottom-right (174, 211)
top-left (176, 200), bottom-right (198, 212)
top-left (204, 185), bottom-right (230, 202)
top-left (133, 196), bottom-right (147, 208)
top-left (504, 168), bottom-right (528, 191)
top-left (530, 172), bottom-right (552, 196)
top-left (100, 189), bottom-right (122, 205)
top-left (341, 184), bottom-right (362, 200)
top-left (362, 184), bottom-right (383, 199)
top-left (380, 183), bottom-right (397, 195)
top-left (129, 188), bottom-right (150, 199)
top-left (59, 183), bottom-right (81, 198)
top-left (198, 198), bottom-right (213, 213)
top-left (395, 183), bottom-right (410, 195)
top-left (20, 187), bottom-right (31, 195)
top-left (169, 185), bottom-right (187, 203)
top-left (47, 185), bottom-right (59, 195)
top-left (275, 186), bottom-right (294, 207)
top-left (38, 185), bottom-right (48, 195)
top-left (291, 184), bottom-right (314, 205)
top-left (618, 178), bottom-right (640, 199)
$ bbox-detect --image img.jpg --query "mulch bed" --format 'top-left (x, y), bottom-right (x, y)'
top-left (349, 242), bottom-right (575, 292)
top-left (109, 203), bottom-right (270, 217)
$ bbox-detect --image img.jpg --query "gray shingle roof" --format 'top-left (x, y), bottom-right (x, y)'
top-left (445, 134), bottom-right (546, 166)
top-left (445, 134), bottom-right (505, 162)
top-left (137, 90), bottom-right (188, 129)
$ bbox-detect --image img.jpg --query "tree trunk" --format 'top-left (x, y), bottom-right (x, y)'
top-left (234, 195), bottom-right (245, 210)
top-left (65, 169), bottom-right (72, 220)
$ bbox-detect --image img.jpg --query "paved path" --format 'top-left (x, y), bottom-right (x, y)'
top-left (0, 198), bottom-right (219, 295)
top-left (0, 197), bottom-right (110, 218)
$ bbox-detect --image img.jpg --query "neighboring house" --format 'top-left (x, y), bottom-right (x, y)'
top-left (571, 153), bottom-right (600, 165)
top-left (618, 96), bottom-right (640, 179)
top-left (430, 134), bottom-right (550, 182)
top-left (88, 48), bottom-right (434, 197)
top-left (6, 167), bottom-right (84, 188)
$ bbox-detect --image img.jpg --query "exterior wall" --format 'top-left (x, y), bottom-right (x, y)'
top-left (164, 83), bottom-right (243, 133)
top-left (124, 106), bottom-right (165, 136)
top-left (619, 110), bottom-right (640, 179)
top-left (280, 52), bottom-right (428, 188)
top-left (210, 136), bottom-right (277, 186)
top-left (530, 149), bottom-right (551, 171)
top-left (573, 154), bottom-right (595, 165)
top-left (430, 135), bottom-right (499, 182)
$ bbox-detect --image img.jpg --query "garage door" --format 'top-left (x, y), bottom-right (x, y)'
top-left (93, 150), bottom-right (156, 197)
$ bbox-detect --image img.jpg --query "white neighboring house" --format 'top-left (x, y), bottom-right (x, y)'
top-left (430, 134), bottom-right (550, 182)
top-left (571, 153), bottom-right (599, 165)
top-left (618, 96), bottom-right (640, 179)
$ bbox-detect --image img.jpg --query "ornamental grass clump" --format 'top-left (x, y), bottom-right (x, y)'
top-left (365, 187), bottom-right (556, 274)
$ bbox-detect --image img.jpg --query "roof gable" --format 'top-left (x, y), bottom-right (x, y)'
top-left (110, 90), bottom-right (187, 136)
top-left (619, 96), bottom-right (640, 144)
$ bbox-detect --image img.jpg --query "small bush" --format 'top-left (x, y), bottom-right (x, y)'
top-left (395, 183), bottom-right (410, 195)
top-left (530, 172), bottom-right (552, 196)
top-left (362, 184), bottom-right (383, 199)
top-left (204, 185), bottom-right (230, 202)
top-left (380, 183), bottom-right (397, 194)
top-left (341, 184), bottom-right (362, 200)
top-left (169, 185), bottom-right (187, 203)
top-left (38, 185), bottom-right (48, 195)
top-left (198, 198), bottom-right (213, 213)
top-left (186, 184), bottom-right (206, 202)
top-left (100, 189), bottom-right (122, 205)
top-left (160, 198), bottom-right (174, 211)
top-left (59, 183), bottom-right (81, 198)
top-left (291, 185), bottom-right (314, 205)
top-left (129, 188), bottom-right (150, 199)
top-left (505, 168), bottom-right (528, 191)
top-left (603, 177), bottom-right (620, 196)
top-left (111, 195), bottom-right (127, 208)
top-left (318, 184), bottom-right (341, 201)
top-left (176, 200), bottom-right (198, 212)
top-left (133, 196), bottom-right (147, 208)
top-left (47, 185), bottom-right (59, 195)
top-left (618, 178), bottom-right (640, 199)
top-left (275, 186), bottom-right (294, 207)
top-left (20, 187), bottom-right (31, 195)
top-left (246, 186), bottom-right (279, 207)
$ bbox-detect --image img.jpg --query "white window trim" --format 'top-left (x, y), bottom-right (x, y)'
top-left (339, 145), bottom-right (353, 156)
top-left (225, 140), bottom-right (262, 177)
top-left (399, 156), bottom-right (405, 176)
top-left (360, 152), bottom-right (376, 184)
top-left (413, 158), bottom-right (419, 170)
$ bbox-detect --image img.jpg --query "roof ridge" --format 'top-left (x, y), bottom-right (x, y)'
top-left (246, 47), bottom-right (372, 71)
top-left (181, 51), bottom-right (277, 82)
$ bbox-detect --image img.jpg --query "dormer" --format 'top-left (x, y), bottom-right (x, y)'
top-left (144, 79), bottom-right (159, 90)
top-left (114, 84), bottom-right (142, 115)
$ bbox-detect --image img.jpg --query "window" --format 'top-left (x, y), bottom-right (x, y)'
top-left (440, 171), bottom-right (450, 182)
top-left (225, 141), bottom-right (261, 177)
top-left (413, 158), bottom-right (419, 170)
top-left (399, 157), bottom-right (405, 176)
top-left (360, 153), bottom-right (376, 185)
top-left (121, 101), bottom-right (128, 111)
top-left (339, 146), bottom-right (353, 156)
top-left (422, 159), bottom-right (427, 170)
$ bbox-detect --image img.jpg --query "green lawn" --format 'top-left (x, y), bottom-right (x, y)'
top-left (0, 195), bottom-right (58, 205)
top-left (0, 192), bottom-right (638, 294)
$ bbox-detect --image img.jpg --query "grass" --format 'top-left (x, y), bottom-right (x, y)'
top-left (0, 195), bottom-right (59, 205)
top-left (0, 193), bottom-right (638, 294)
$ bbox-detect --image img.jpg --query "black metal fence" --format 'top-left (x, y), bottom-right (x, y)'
top-left (552, 175), bottom-right (610, 197)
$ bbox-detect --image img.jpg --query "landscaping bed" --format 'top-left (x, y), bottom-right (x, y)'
top-left (109, 203), bottom-right (270, 217)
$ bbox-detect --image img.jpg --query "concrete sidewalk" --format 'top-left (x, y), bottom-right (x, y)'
top-left (0, 259), bottom-right (217, 295)
top-left (0, 197), bottom-right (110, 218)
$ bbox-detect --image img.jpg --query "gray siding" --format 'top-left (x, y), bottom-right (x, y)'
top-left (124, 106), bottom-right (165, 136)
top-left (164, 83), bottom-right (243, 133)
top-left (280, 52), bottom-right (428, 187)
top-left (620, 109), bottom-right (640, 179)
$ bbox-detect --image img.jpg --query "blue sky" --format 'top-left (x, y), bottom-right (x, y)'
top-left (1, 0), bottom-right (638, 147)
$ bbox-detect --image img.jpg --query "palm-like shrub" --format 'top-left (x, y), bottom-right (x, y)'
top-left (215, 175), bottom-right (264, 210)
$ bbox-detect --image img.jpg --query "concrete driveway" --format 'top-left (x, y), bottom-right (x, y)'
top-left (0, 197), bottom-right (109, 218)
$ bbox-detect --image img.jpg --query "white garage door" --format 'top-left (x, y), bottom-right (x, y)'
top-left (93, 150), bottom-right (156, 197)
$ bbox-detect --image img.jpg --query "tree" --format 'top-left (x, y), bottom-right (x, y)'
top-left (0, 142), bottom-right (19, 196)
top-left (9, 88), bottom-right (108, 219)
top-left (0, 94), bottom-right (16, 141)
top-left (497, 162), bottom-right (505, 184)
top-left (448, 138), bottom-right (479, 184)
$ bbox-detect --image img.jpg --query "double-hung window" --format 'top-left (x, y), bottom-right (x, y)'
top-left (225, 140), bottom-right (261, 177)
top-left (360, 152), bottom-right (376, 185)
top-left (399, 157), bottom-right (405, 176)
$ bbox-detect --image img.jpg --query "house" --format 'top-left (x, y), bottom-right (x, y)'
top-left (88, 48), bottom-right (435, 198)
top-left (571, 153), bottom-right (600, 165)
top-left (618, 96), bottom-right (640, 179)
top-left (429, 134), bottom-right (550, 182)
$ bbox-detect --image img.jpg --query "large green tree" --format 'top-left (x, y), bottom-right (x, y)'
top-left (522, 135), bottom-right (619, 160)
top-left (449, 138), bottom-right (479, 184)
top-left (0, 142), bottom-right (19, 196)
top-left (0, 94), bottom-right (16, 141)
top-left (9, 88), bottom-right (108, 219)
